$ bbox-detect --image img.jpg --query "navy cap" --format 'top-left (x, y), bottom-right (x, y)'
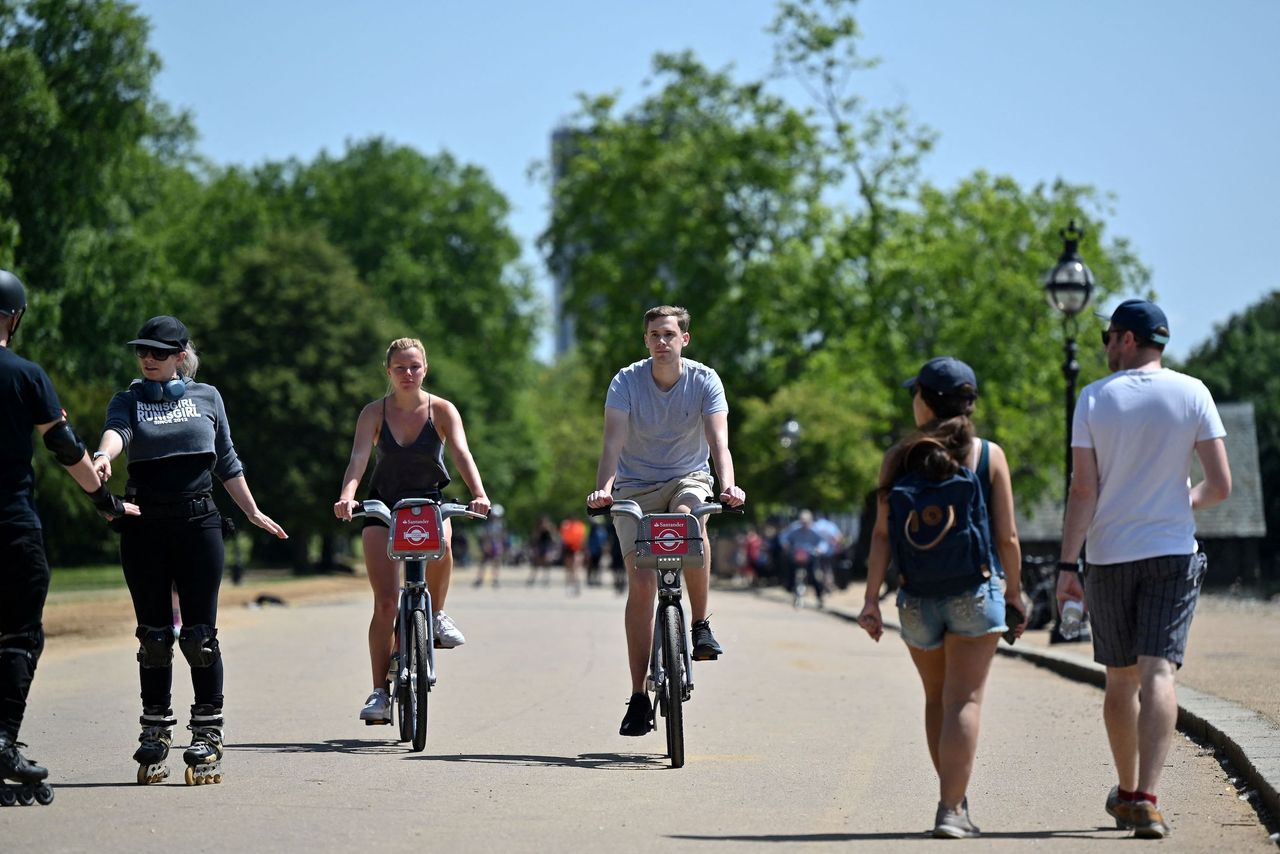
top-left (902, 356), bottom-right (978, 396)
top-left (1101, 299), bottom-right (1170, 345)
top-left (127, 316), bottom-right (189, 351)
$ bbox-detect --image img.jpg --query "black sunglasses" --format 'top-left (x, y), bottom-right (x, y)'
top-left (135, 345), bottom-right (179, 360)
top-left (1101, 328), bottom-right (1127, 346)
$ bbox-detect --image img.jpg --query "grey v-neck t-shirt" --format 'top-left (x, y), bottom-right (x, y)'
top-left (605, 357), bottom-right (727, 488)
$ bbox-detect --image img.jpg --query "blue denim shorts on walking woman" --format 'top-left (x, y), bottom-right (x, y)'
top-left (896, 577), bottom-right (1007, 651)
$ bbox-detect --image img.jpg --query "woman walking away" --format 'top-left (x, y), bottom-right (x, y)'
top-left (857, 357), bottom-right (1025, 838)
top-left (93, 316), bottom-right (287, 785)
top-left (332, 337), bottom-right (490, 725)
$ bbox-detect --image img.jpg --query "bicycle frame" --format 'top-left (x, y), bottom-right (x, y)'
top-left (345, 498), bottom-right (486, 749)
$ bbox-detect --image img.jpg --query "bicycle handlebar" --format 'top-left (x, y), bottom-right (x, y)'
top-left (587, 499), bottom-right (745, 521)
top-left (343, 499), bottom-right (488, 527)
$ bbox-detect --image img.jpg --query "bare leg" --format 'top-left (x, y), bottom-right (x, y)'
top-left (1136, 656), bottom-right (1178, 795)
top-left (936, 633), bottom-right (999, 809)
top-left (907, 644), bottom-right (947, 774)
top-left (363, 527), bottom-right (399, 689)
top-left (1103, 664), bottom-right (1141, 792)
top-left (675, 498), bottom-right (710, 622)
top-left (426, 518), bottom-right (454, 612)
top-left (624, 552), bottom-right (656, 694)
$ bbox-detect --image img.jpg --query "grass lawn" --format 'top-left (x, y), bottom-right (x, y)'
top-left (49, 564), bottom-right (127, 593)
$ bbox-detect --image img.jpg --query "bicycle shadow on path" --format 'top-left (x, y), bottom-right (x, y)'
top-left (410, 752), bottom-right (669, 771)
top-left (669, 828), bottom-right (1119, 843)
top-left (231, 739), bottom-right (406, 756)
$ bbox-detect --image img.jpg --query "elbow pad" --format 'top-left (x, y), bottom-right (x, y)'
top-left (42, 419), bottom-right (87, 466)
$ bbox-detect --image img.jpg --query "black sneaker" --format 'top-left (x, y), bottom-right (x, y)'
top-left (619, 693), bottom-right (652, 736)
top-left (691, 619), bottom-right (722, 661)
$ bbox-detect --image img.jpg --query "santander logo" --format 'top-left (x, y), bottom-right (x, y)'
top-left (651, 517), bottom-right (688, 553)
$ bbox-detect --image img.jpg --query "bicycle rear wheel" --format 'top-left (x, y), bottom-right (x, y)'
top-left (410, 609), bottom-right (431, 752)
top-left (661, 604), bottom-right (685, 768)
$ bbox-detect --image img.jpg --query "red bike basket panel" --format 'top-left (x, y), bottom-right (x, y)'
top-left (648, 515), bottom-right (690, 555)
top-left (391, 504), bottom-right (442, 556)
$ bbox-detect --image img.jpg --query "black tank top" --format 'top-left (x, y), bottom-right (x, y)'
top-left (368, 396), bottom-right (450, 503)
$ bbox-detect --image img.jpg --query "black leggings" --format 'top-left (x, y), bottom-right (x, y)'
top-left (0, 527), bottom-right (49, 739)
top-left (119, 512), bottom-right (224, 711)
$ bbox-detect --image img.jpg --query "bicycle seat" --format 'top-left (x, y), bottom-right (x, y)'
top-left (388, 499), bottom-right (447, 560)
top-left (634, 513), bottom-right (704, 570)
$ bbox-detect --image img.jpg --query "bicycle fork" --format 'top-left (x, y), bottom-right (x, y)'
top-left (394, 560), bottom-right (436, 690)
top-left (649, 570), bottom-right (694, 703)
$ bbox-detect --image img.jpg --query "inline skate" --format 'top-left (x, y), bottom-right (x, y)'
top-left (0, 733), bottom-right (53, 806)
top-left (133, 707), bottom-right (175, 784)
top-left (183, 705), bottom-right (223, 785)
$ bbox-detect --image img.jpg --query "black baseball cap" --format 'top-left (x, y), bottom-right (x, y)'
top-left (1100, 299), bottom-right (1170, 345)
top-left (902, 356), bottom-right (978, 397)
top-left (127, 316), bottom-right (189, 351)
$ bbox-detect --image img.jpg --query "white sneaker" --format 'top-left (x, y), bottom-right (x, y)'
top-left (434, 611), bottom-right (466, 648)
top-left (359, 688), bottom-right (390, 722)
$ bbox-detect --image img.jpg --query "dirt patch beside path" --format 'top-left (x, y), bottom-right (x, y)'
top-left (44, 573), bottom-right (370, 644)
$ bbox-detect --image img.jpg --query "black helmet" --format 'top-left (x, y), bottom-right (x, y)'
top-left (0, 269), bottom-right (25, 317)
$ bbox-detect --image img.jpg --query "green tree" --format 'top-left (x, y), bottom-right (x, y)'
top-left (1181, 292), bottom-right (1280, 563)
top-left (199, 230), bottom-right (390, 570)
top-left (539, 50), bottom-right (830, 398)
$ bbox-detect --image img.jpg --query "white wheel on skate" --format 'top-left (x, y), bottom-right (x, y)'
top-left (0, 787), bottom-right (15, 806)
top-left (137, 763), bottom-right (168, 785)
top-left (16, 787), bottom-right (34, 806)
top-left (34, 784), bottom-right (53, 805)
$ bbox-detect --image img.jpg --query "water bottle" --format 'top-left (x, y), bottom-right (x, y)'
top-left (1059, 600), bottom-right (1084, 640)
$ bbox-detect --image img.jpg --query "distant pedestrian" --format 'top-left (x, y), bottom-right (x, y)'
top-left (858, 357), bottom-right (1024, 838)
top-left (1057, 300), bottom-right (1231, 839)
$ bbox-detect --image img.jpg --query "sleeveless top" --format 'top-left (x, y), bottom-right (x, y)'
top-left (974, 438), bottom-right (1003, 578)
top-left (368, 396), bottom-right (450, 503)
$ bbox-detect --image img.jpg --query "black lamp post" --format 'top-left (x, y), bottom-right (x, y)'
top-left (1043, 220), bottom-right (1095, 503)
top-left (1043, 220), bottom-right (1095, 643)
top-left (779, 415), bottom-right (801, 510)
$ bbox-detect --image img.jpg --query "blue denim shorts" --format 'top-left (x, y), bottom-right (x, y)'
top-left (896, 577), bottom-right (1007, 650)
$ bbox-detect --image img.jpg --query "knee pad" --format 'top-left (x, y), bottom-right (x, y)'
top-left (178, 625), bottom-right (220, 669)
top-left (135, 625), bottom-right (175, 669)
top-left (0, 627), bottom-right (44, 666)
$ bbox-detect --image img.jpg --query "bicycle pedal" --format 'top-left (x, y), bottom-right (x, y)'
top-left (691, 651), bottom-right (719, 662)
top-left (363, 718), bottom-right (392, 726)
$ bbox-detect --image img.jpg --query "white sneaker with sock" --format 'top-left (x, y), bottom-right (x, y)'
top-left (434, 611), bottom-right (466, 648)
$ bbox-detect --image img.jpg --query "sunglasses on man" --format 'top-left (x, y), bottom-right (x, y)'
top-left (135, 345), bottom-right (179, 360)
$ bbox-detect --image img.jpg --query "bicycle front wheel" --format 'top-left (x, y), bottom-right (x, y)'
top-left (410, 609), bottom-right (431, 752)
top-left (661, 604), bottom-right (685, 768)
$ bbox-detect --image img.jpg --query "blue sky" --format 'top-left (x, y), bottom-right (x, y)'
top-left (135, 0), bottom-right (1279, 361)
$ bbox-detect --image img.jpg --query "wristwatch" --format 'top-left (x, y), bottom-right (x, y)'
top-left (1057, 560), bottom-right (1081, 573)
top-left (92, 451), bottom-right (109, 460)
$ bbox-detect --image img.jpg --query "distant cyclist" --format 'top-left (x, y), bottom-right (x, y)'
top-left (94, 315), bottom-right (286, 785)
top-left (333, 337), bottom-right (490, 724)
top-left (0, 269), bottom-right (135, 793)
top-left (586, 305), bottom-right (745, 737)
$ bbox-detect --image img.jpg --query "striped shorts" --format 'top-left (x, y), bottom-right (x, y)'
top-left (1084, 552), bottom-right (1207, 668)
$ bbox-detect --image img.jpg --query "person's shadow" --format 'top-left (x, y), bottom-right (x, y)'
top-left (410, 752), bottom-right (669, 771)
top-left (668, 828), bottom-right (1121, 842)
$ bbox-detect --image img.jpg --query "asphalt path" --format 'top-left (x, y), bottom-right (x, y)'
top-left (7, 576), bottom-right (1274, 852)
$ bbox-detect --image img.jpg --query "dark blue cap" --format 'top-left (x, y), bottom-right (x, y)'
top-left (1100, 299), bottom-right (1170, 345)
top-left (902, 356), bottom-right (978, 396)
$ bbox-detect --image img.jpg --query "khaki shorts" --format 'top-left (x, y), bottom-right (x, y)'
top-left (612, 472), bottom-right (715, 557)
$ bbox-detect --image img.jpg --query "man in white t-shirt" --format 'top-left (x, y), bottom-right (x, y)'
top-left (587, 305), bottom-right (746, 737)
top-left (1057, 299), bottom-right (1231, 839)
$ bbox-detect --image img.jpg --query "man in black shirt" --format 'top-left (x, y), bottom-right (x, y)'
top-left (0, 269), bottom-right (134, 797)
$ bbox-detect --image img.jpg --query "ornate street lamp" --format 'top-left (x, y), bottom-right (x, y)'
top-left (1043, 220), bottom-right (1095, 499)
top-left (1043, 220), bottom-right (1095, 644)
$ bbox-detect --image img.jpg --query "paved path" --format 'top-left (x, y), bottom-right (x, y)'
top-left (6, 576), bottom-right (1275, 852)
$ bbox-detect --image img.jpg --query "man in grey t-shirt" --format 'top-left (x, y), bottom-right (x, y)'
top-left (587, 305), bottom-right (746, 737)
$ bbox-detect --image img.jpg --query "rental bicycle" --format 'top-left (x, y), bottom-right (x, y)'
top-left (346, 498), bottom-right (486, 751)
top-left (590, 498), bottom-right (740, 768)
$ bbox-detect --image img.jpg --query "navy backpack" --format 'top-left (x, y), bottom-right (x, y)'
top-left (887, 465), bottom-right (995, 597)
